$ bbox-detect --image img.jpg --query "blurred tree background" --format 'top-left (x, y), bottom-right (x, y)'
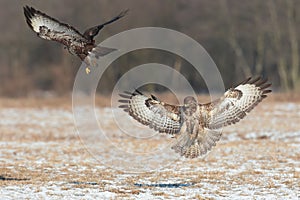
top-left (0, 0), bottom-right (299, 97)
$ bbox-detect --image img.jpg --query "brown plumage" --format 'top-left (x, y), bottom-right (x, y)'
top-left (119, 77), bottom-right (272, 158)
top-left (23, 5), bottom-right (128, 73)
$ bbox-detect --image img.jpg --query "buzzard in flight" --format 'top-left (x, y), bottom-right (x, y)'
top-left (24, 6), bottom-right (128, 74)
top-left (119, 77), bottom-right (271, 158)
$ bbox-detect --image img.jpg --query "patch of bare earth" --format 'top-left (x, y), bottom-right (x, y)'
top-left (0, 94), bottom-right (299, 199)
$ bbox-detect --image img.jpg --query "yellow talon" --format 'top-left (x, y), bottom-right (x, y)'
top-left (85, 67), bottom-right (91, 74)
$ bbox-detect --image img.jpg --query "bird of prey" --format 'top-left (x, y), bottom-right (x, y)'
top-left (119, 77), bottom-right (271, 158)
top-left (24, 6), bottom-right (128, 74)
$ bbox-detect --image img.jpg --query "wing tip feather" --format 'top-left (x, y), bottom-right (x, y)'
top-left (240, 76), bottom-right (272, 95)
top-left (118, 9), bottom-right (130, 18)
top-left (262, 89), bottom-right (272, 94)
top-left (118, 93), bottom-right (131, 99)
top-left (118, 99), bottom-right (130, 103)
top-left (248, 76), bottom-right (261, 84)
top-left (134, 89), bottom-right (143, 95)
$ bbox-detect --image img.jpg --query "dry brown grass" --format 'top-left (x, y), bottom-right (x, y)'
top-left (0, 93), bottom-right (299, 198)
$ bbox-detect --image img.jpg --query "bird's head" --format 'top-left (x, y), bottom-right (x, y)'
top-left (183, 96), bottom-right (197, 115)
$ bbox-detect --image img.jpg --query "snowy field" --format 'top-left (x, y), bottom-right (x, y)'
top-left (0, 97), bottom-right (299, 199)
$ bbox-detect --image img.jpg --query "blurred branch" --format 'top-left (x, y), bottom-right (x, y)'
top-left (268, 0), bottom-right (289, 90)
top-left (171, 56), bottom-right (182, 89)
top-left (253, 5), bottom-right (265, 75)
top-left (286, 0), bottom-right (299, 90)
top-left (219, 0), bottom-right (251, 77)
top-left (0, 1), bottom-right (295, 95)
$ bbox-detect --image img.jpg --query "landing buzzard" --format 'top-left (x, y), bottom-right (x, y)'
top-left (119, 77), bottom-right (271, 158)
top-left (24, 6), bottom-right (128, 74)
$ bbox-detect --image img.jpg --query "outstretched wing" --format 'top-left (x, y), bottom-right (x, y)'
top-left (83, 9), bottom-right (129, 41)
top-left (205, 77), bottom-right (272, 129)
top-left (23, 6), bottom-right (86, 46)
top-left (118, 90), bottom-right (182, 134)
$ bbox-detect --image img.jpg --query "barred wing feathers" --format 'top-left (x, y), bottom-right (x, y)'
top-left (206, 77), bottom-right (272, 129)
top-left (119, 90), bottom-right (182, 135)
top-left (24, 6), bottom-right (86, 46)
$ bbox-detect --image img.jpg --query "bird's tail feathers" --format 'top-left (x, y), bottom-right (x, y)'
top-left (91, 46), bottom-right (117, 59)
top-left (83, 46), bottom-right (116, 74)
top-left (172, 132), bottom-right (200, 159)
top-left (171, 129), bottom-right (222, 159)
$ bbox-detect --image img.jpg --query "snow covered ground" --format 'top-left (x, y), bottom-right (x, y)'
top-left (0, 100), bottom-right (299, 199)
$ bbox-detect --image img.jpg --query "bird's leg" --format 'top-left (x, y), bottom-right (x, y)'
top-left (84, 56), bottom-right (98, 74)
top-left (84, 56), bottom-right (92, 74)
top-left (87, 57), bottom-right (97, 74)
top-left (90, 57), bottom-right (98, 68)
top-left (85, 67), bottom-right (91, 74)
